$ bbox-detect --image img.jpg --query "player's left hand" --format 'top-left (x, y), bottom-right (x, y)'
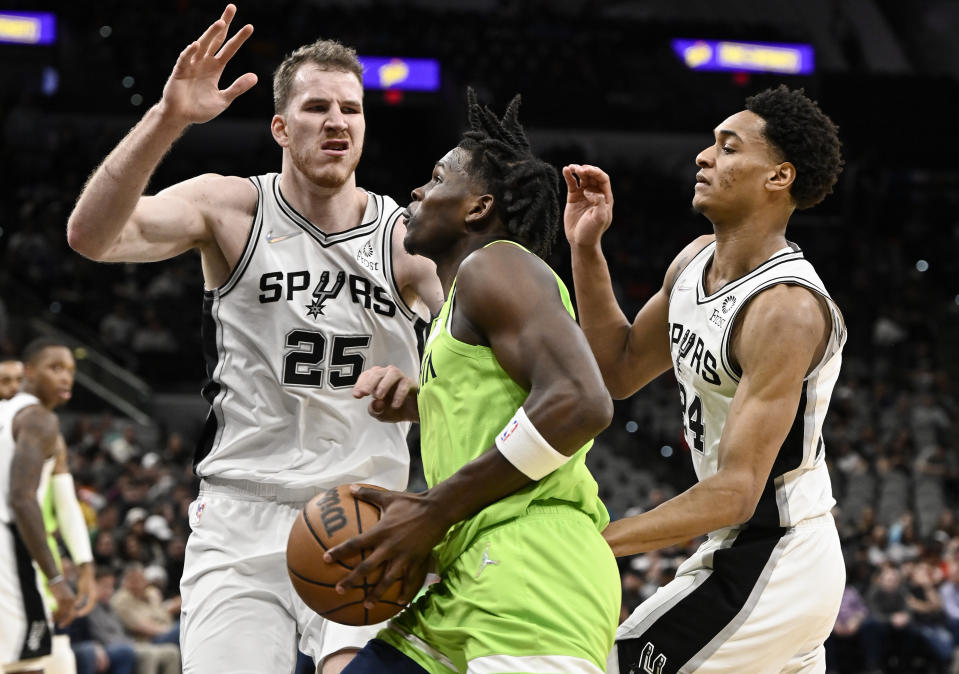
top-left (352, 366), bottom-right (419, 423)
top-left (74, 562), bottom-right (96, 617)
top-left (324, 485), bottom-right (450, 607)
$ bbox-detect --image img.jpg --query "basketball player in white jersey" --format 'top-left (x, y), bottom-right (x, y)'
top-left (1, 339), bottom-right (79, 673)
top-left (66, 5), bottom-right (443, 674)
top-left (564, 85), bottom-right (846, 673)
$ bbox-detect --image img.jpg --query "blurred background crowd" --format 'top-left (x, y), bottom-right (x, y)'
top-left (3, 1), bottom-right (959, 672)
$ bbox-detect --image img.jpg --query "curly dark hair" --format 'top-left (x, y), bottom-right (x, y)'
top-left (457, 89), bottom-right (561, 258)
top-left (746, 85), bottom-right (844, 210)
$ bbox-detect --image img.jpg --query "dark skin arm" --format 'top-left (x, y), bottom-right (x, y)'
top-left (564, 164), bottom-right (713, 398)
top-left (10, 406), bottom-right (77, 626)
top-left (602, 284), bottom-right (831, 555)
top-left (330, 242), bottom-right (613, 605)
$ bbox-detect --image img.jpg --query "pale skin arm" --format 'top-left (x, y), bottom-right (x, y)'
top-left (391, 218), bottom-right (445, 317)
top-left (66, 4), bottom-right (257, 269)
top-left (51, 437), bottom-right (96, 617)
top-left (564, 164), bottom-right (702, 398)
top-left (9, 407), bottom-right (76, 626)
top-left (603, 284), bottom-right (830, 555)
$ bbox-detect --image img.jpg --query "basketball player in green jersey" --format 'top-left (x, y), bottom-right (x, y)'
top-left (325, 91), bottom-right (621, 674)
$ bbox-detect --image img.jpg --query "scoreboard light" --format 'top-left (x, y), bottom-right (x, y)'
top-left (671, 39), bottom-right (814, 75)
top-left (359, 56), bottom-right (440, 91)
top-left (0, 10), bottom-right (56, 45)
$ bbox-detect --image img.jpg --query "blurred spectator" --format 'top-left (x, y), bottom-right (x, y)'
top-left (862, 564), bottom-right (922, 671)
top-left (111, 562), bottom-right (180, 646)
top-left (825, 578), bottom-right (869, 674)
top-left (69, 566), bottom-right (180, 674)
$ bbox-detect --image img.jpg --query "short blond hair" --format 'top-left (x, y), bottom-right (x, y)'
top-left (272, 39), bottom-right (364, 113)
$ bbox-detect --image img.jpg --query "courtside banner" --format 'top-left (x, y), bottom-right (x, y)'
top-left (0, 11), bottom-right (56, 45)
top-left (359, 56), bottom-right (441, 91)
top-left (672, 39), bottom-right (814, 75)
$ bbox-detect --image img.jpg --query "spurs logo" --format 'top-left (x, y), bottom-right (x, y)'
top-left (627, 642), bottom-right (666, 674)
top-left (26, 620), bottom-right (46, 652)
top-left (474, 541), bottom-right (499, 578)
top-left (306, 271), bottom-right (346, 319)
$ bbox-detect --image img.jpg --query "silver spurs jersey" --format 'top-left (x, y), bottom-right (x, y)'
top-left (195, 173), bottom-right (425, 491)
top-left (0, 393), bottom-right (54, 524)
top-left (668, 241), bottom-right (846, 528)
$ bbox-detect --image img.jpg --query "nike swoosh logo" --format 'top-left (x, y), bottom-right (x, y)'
top-left (265, 230), bottom-right (303, 244)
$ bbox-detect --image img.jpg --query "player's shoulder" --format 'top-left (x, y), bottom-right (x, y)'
top-left (12, 403), bottom-right (59, 440)
top-left (739, 283), bottom-right (828, 338)
top-left (665, 234), bottom-right (715, 292)
top-left (456, 241), bottom-right (556, 304)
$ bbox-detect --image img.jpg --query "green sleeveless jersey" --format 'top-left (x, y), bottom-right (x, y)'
top-left (417, 241), bottom-right (609, 572)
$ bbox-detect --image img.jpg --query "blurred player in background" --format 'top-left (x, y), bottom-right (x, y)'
top-left (334, 91), bottom-right (620, 674)
top-left (1, 339), bottom-right (82, 673)
top-left (65, 4), bottom-right (442, 673)
top-left (0, 360), bottom-right (24, 401)
top-left (564, 85), bottom-right (846, 673)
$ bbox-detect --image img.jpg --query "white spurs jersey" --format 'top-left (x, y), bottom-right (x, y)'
top-left (0, 393), bottom-right (55, 525)
top-left (668, 241), bottom-right (846, 528)
top-left (195, 173), bottom-right (425, 491)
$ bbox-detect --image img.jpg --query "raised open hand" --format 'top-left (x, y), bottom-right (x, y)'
top-left (160, 4), bottom-right (258, 125)
top-left (563, 164), bottom-right (615, 248)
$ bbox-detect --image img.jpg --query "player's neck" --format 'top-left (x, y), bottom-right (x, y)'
top-left (707, 227), bottom-right (789, 294)
top-left (278, 172), bottom-right (366, 234)
top-left (20, 383), bottom-right (54, 410)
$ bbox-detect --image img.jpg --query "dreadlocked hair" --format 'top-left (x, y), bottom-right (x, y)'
top-left (457, 88), bottom-right (561, 258)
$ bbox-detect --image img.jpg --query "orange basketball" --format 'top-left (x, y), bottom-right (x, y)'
top-left (286, 484), bottom-right (413, 626)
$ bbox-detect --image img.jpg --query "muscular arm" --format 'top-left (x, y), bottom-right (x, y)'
top-left (329, 243), bottom-right (613, 598)
top-left (424, 242), bottom-right (614, 522)
top-left (9, 406), bottom-right (62, 580)
top-left (391, 219), bottom-right (445, 317)
top-left (603, 284), bottom-right (830, 555)
top-left (563, 164), bottom-right (705, 398)
top-left (66, 5), bottom-right (257, 265)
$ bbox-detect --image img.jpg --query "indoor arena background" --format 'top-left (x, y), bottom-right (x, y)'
top-left (2, 2), bottom-right (958, 672)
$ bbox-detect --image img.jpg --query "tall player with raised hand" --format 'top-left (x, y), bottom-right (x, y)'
top-left (565, 86), bottom-right (847, 673)
top-left (66, 5), bottom-right (442, 673)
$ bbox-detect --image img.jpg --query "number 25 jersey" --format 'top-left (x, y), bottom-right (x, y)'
top-left (668, 241), bottom-right (846, 528)
top-left (194, 174), bottom-right (424, 491)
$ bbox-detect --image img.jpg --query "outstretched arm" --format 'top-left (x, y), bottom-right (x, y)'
top-left (10, 407), bottom-right (76, 626)
top-left (67, 4), bottom-right (257, 263)
top-left (563, 164), bottom-right (677, 398)
top-left (602, 285), bottom-right (831, 555)
top-left (327, 243), bottom-right (612, 602)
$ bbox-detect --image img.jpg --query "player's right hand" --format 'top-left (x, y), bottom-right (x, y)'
top-left (352, 366), bottom-right (419, 423)
top-left (563, 164), bottom-right (615, 248)
top-left (160, 4), bottom-right (258, 126)
top-left (49, 578), bottom-right (78, 628)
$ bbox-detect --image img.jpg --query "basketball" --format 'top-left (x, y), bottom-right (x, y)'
top-left (286, 484), bottom-right (413, 626)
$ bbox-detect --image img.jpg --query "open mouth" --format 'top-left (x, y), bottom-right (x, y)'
top-left (321, 139), bottom-right (349, 153)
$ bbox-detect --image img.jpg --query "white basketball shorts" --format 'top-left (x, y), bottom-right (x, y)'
top-left (180, 479), bottom-right (386, 674)
top-left (1, 523), bottom-right (53, 667)
top-left (608, 513), bottom-right (844, 674)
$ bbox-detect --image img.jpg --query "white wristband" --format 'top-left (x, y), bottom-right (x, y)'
top-left (494, 407), bottom-right (570, 481)
top-left (52, 473), bottom-right (93, 565)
